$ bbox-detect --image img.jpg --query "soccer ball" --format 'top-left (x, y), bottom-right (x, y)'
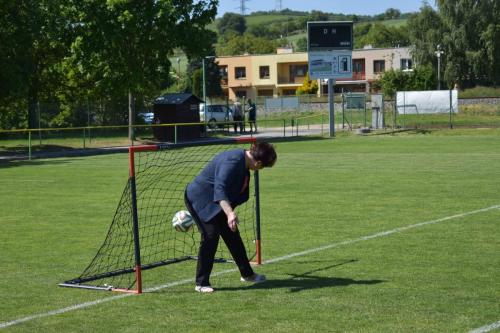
top-left (172, 210), bottom-right (194, 232)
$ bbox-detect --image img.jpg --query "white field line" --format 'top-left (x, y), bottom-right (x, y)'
top-left (469, 321), bottom-right (500, 333)
top-left (1, 204), bottom-right (499, 330)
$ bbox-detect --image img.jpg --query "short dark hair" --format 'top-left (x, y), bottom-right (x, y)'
top-left (250, 142), bottom-right (277, 167)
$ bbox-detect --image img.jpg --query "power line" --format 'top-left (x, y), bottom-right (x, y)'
top-left (237, 0), bottom-right (249, 16)
top-left (276, 0), bottom-right (282, 11)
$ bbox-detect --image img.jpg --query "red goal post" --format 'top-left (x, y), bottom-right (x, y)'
top-left (60, 137), bottom-right (262, 294)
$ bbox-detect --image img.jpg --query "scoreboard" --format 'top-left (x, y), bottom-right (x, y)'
top-left (307, 22), bottom-right (353, 51)
top-left (307, 21), bottom-right (353, 79)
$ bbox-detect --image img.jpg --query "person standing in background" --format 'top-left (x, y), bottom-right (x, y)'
top-left (247, 99), bottom-right (257, 133)
top-left (232, 101), bottom-right (243, 133)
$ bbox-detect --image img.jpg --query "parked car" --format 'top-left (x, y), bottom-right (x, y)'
top-left (199, 104), bottom-right (233, 129)
top-left (137, 112), bottom-right (154, 124)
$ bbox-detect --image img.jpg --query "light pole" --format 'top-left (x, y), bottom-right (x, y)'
top-left (202, 56), bottom-right (216, 130)
top-left (176, 58), bottom-right (181, 90)
top-left (435, 44), bottom-right (444, 90)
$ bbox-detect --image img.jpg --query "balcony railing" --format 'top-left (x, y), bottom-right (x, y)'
top-left (277, 76), bottom-right (305, 85)
top-left (352, 73), bottom-right (366, 80)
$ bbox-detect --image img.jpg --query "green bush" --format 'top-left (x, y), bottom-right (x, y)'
top-left (460, 104), bottom-right (500, 116)
top-left (459, 86), bottom-right (500, 98)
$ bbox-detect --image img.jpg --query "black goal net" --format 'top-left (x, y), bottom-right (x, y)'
top-left (60, 138), bottom-right (260, 293)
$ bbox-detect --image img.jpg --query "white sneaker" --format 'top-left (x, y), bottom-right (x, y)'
top-left (240, 273), bottom-right (266, 283)
top-left (195, 285), bottom-right (214, 293)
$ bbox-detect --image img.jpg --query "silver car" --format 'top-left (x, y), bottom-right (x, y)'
top-left (199, 104), bottom-right (233, 129)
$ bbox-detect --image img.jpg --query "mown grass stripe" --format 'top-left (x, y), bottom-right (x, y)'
top-left (1, 204), bottom-right (499, 330)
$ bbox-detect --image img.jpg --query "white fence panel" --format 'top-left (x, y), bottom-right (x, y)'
top-left (397, 90), bottom-right (458, 114)
top-left (265, 96), bottom-right (299, 111)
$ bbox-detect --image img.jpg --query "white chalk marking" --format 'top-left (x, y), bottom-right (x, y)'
top-left (469, 320), bottom-right (500, 333)
top-left (1, 204), bottom-right (499, 329)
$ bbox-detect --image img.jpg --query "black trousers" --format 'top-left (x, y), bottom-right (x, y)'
top-left (185, 192), bottom-right (254, 286)
top-left (233, 115), bottom-right (244, 133)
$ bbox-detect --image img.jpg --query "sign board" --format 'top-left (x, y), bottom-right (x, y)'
top-left (308, 51), bottom-right (352, 79)
top-left (307, 21), bottom-right (353, 79)
top-left (307, 21), bottom-right (353, 51)
top-left (307, 21), bottom-right (354, 137)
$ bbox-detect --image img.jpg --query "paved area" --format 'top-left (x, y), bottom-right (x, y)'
top-left (0, 124), bottom-right (333, 163)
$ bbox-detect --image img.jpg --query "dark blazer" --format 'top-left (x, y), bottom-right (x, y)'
top-left (186, 149), bottom-right (250, 222)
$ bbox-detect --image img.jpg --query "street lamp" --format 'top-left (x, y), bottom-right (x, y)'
top-left (435, 44), bottom-right (444, 90)
top-left (202, 56), bottom-right (216, 129)
top-left (176, 58), bottom-right (181, 90)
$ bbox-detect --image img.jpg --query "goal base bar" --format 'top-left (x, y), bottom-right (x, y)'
top-left (58, 256), bottom-right (241, 293)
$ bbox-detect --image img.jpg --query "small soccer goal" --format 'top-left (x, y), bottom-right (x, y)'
top-left (60, 137), bottom-right (262, 293)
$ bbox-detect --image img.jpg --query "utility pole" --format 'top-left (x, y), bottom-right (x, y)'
top-left (435, 44), bottom-right (444, 90)
top-left (176, 58), bottom-right (181, 90)
top-left (238, 0), bottom-right (249, 15)
top-left (202, 56), bottom-right (216, 131)
top-left (276, 0), bottom-right (282, 11)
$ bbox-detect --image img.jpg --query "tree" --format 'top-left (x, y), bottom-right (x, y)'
top-left (408, 1), bottom-right (499, 88)
top-left (217, 34), bottom-right (282, 56)
top-left (384, 8), bottom-right (401, 20)
top-left (66, 0), bottom-right (217, 138)
top-left (378, 66), bottom-right (436, 98)
top-left (437, 0), bottom-right (499, 87)
top-left (217, 12), bottom-right (246, 36)
top-left (407, 5), bottom-right (446, 70)
top-left (191, 68), bottom-right (203, 98)
top-left (295, 37), bottom-right (308, 52)
top-left (0, 0), bottom-right (70, 129)
top-left (410, 65), bottom-right (436, 91)
top-left (355, 23), bottom-right (410, 49)
top-left (190, 57), bottom-right (222, 99)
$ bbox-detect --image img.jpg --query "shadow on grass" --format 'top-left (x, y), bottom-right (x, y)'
top-left (264, 136), bottom-right (329, 144)
top-left (371, 128), bottom-right (433, 136)
top-left (0, 156), bottom-right (90, 169)
top-left (0, 144), bottom-right (77, 155)
top-left (218, 259), bottom-right (386, 293)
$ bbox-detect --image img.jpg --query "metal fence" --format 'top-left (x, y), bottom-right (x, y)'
top-left (1, 94), bottom-right (499, 162)
top-left (0, 116), bottom-right (330, 161)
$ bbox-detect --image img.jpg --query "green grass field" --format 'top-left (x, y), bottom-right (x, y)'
top-left (1, 130), bottom-right (499, 332)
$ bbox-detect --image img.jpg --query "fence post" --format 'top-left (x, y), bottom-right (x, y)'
top-left (28, 131), bottom-right (32, 161)
top-left (342, 93), bottom-right (345, 129)
top-left (321, 114), bottom-right (324, 136)
top-left (283, 119), bottom-right (286, 137)
top-left (393, 100), bottom-right (397, 130)
top-left (174, 125), bottom-right (178, 144)
top-left (449, 89), bottom-right (453, 129)
top-left (364, 94), bottom-right (367, 128)
top-left (83, 128), bottom-right (86, 149)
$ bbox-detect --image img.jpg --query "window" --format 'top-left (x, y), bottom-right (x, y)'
top-left (353, 61), bottom-right (364, 73)
top-left (235, 90), bottom-right (247, 98)
top-left (259, 66), bottom-right (270, 79)
top-left (235, 67), bottom-right (246, 79)
top-left (373, 60), bottom-right (385, 73)
top-left (219, 66), bottom-right (228, 85)
top-left (401, 58), bottom-right (413, 70)
top-left (219, 66), bottom-right (228, 77)
top-left (290, 64), bottom-right (308, 78)
top-left (282, 89), bottom-right (296, 96)
top-left (258, 89), bottom-right (273, 97)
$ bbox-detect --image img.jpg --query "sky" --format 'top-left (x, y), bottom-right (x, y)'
top-left (216, 0), bottom-right (435, 16)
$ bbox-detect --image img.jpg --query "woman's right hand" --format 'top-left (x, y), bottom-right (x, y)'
top-left (227, 211), bottom-right (239, 232)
